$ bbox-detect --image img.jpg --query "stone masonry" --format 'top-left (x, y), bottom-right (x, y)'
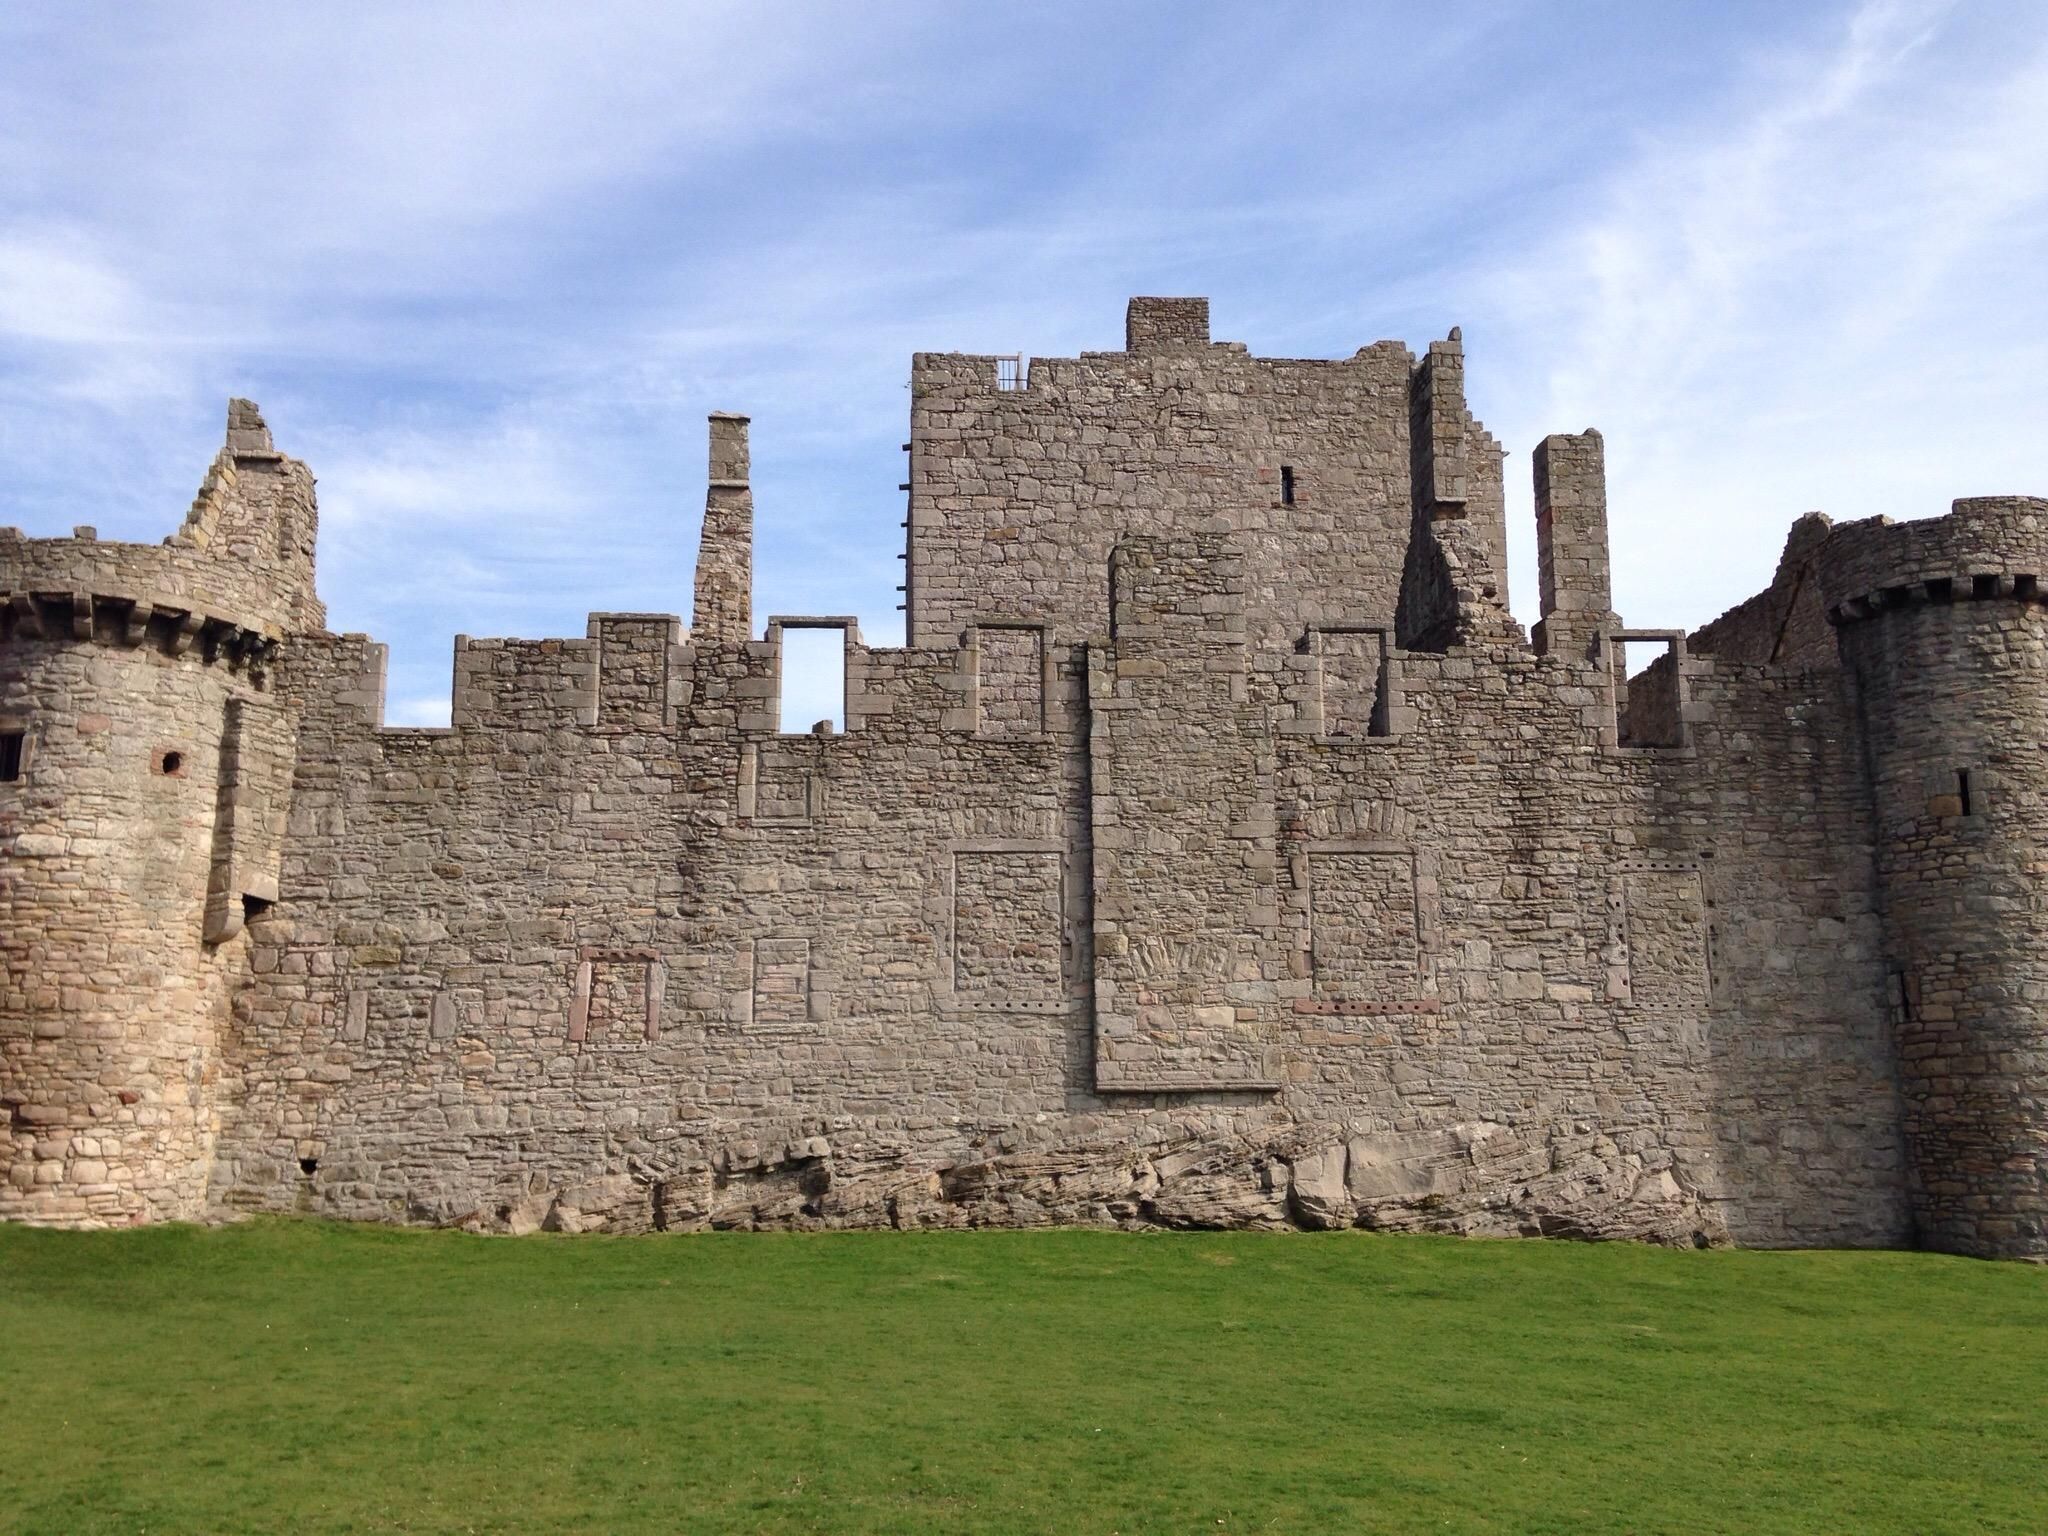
top-left (2, 297), bottom-right (2042, 1258)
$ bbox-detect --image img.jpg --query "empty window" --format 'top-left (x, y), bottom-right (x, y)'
top-left (1280, 466), bottom-right (1296, 506)
top-left (1613, 637), bottom-right (1683, 749)
top-left (0, 730), bottom-right (22, 782)
top-left (777, 626), bottom-right (845, 734)
top-left (993, 354), bottom-right (1028, 391)
top-left (1957, 769), bottom-right (1973, 816)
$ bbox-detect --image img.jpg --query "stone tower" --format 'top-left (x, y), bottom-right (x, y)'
top-left (1820, 497), bottom-right (2048, 1259)
top-left (0, 401), bottom-right (316, 1224)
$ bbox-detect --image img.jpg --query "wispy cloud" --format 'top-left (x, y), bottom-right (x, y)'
top-left (1464, 0), bottom-right (2048, 627)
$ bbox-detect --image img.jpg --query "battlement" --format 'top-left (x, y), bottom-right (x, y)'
top-left (1818, 496), bottom-right (2048, 626)
top-left (4, 295), bottom-right (2043, 1257)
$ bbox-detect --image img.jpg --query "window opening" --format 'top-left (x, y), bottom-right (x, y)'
top-left (1280, 466), bottom-right (1296, 506)
top-left (158, 749), bottom-right (184, 776)
top-left (1612, 636), bottom-right (1683, 749)
top-left (0, 730), bottom-right (22, 782)
top-left (993, 354), bottom-right (1028, 391)
top-left (1957, 769), bottom-right (1973, 817)
top-left (778, 626), bottom-right (845, 734)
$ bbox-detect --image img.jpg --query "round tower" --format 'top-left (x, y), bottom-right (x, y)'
top-left (1821, 496), bottom-right (2048, 1259)
top-left (0, 401), bottom-right (319, 1225)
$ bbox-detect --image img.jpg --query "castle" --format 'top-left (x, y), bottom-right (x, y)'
top-left (3, 297), bottom-right (2044, 1258)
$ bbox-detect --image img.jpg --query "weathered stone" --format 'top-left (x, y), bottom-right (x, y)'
top-left (0, 302), bottom-right (2040, 1259)
top-left (1287, 1145), bottom-right (1350, 1230)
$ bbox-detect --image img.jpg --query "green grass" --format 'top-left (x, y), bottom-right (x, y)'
top-left (1, 1223), bottom-right (2044, 1534)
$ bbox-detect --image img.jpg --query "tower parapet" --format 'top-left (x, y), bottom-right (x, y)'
top-left (1820, 496), bottom-right (2048, 1258)
top-left (0, 400), bottom-right (315, 1225)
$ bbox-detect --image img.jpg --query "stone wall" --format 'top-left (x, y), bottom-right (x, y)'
top-left (1, 299), bottom-right (2035, 1255)
top-left (905, 315), bottom-right (1508, 658)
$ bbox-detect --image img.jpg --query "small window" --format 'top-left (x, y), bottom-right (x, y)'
top-left (0, 730), bottom-right (23, 782)
top-left (1280, 466), bottom-right (1296, 506)
top-left (1612, 637), bottom-right (1684, 749)
top-left (777, 627), bottom-right (846, 735)
top-left (1957, 769), bottom-right (1973, 816)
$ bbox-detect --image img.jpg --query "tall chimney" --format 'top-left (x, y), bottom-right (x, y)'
top-left (692, 412), bottom-right (753, 645)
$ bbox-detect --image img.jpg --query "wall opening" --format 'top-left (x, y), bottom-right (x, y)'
top-left (994, 354), bottom-right (1028, 391)
top-left (1613, 636), bottom-right (1683, 749)
top-left (1280, 466), bottom-right (1296, 506)
top-left (0, 729), bottom-right (22, 782)
top-left (778, 626), bottom-right (845, 735)
top-left (1957, 769), bottom-right (1973, 816)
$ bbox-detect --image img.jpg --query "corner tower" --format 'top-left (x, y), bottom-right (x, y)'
top-left (0, 401), bottom-right (315, 1226)
top-left (1820, 497), bottom-right (2048, 1259)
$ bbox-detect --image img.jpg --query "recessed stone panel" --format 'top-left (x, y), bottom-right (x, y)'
top-left (1622, 868), bottom-right (1709, 1010)
top-left (1309, 851), bottom-right (1421, 996)
top-left (751, 938), bottom-right (811, 1027)
top-left (953, 850), bottom-right (1061, 1000)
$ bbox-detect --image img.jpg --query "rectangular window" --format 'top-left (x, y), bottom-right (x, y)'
top-left (0, 730), bottom-right (22, 782)
top-left (752, 937), bottom-right (811, 1026)
top-left (776, 624), bottom-right (846, 735)
top-left (1280, 466), bottom-right (1296, 506)
top-left (1612, 636), bottom-right (1684, 749)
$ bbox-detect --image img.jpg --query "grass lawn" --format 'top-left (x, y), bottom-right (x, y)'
top-left (1, 1222), bottom-right (2044, 1534)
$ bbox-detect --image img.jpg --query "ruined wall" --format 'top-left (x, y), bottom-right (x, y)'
top-left (205, 610), bottom-right (1102, 1229)
top-left (202, 514), bottom-right (1906, 1248)
top-left (1, 300), bottom-right (2031, 1254)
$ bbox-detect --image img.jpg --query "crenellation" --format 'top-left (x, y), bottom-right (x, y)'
top-left (1, 296), bottom-right (2036, 1255)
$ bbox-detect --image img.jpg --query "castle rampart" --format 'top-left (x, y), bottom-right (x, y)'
top-left (0, 302), bottom-right (2037, 1255)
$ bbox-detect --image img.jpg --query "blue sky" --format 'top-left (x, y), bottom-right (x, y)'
top-left (3, 2), bottom-right (2045, 726)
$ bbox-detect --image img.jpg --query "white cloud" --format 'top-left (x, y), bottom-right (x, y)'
top-left (1464, 0), bottom-right (2048, 630)
top-left (2, 0), bottom-right (2044, 700)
